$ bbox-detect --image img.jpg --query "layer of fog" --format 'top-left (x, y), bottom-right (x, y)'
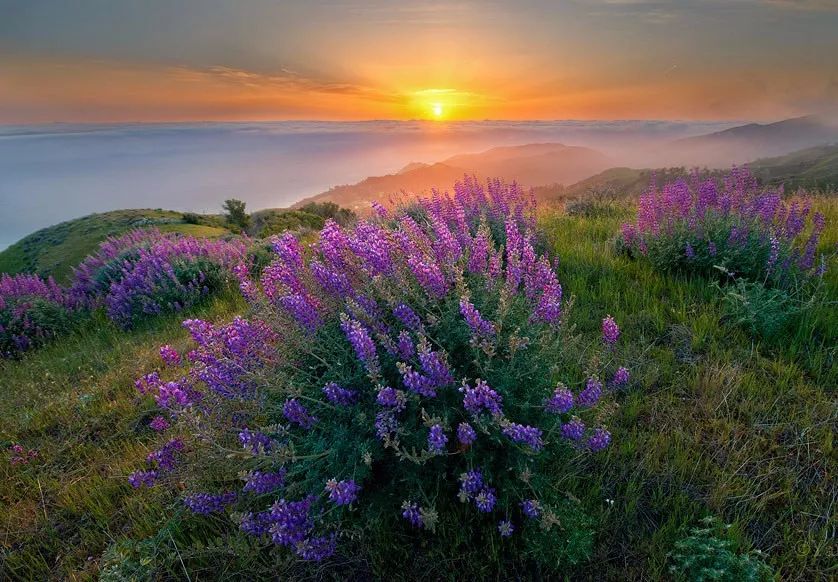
top-left (0, 120), bottom-right (738, 249)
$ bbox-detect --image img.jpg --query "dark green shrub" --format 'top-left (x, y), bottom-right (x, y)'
top-left (668, 517), bottom-right (773, 582)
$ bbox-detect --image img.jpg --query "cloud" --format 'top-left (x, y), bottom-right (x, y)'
top-left (168, 64), bottom-right (404, 104)
top-left (760, 0), bottom-right (838, 10)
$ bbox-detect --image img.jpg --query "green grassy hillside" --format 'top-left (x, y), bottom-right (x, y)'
top-left (536, 167), bottom-right (713, 203)
top-left (750, 145), bottom-right (838, 190)
top-left (1, 200), bottom-right (834, 580)
top-left (537, 144), bottom-right (838, 204)
top-left (0, 210), bottom-right (230, 283)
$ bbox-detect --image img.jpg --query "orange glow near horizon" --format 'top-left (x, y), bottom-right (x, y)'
top-left (0, 55), bottom-right (835, 124)
top-left (411, 89), bottom-right (459, 120)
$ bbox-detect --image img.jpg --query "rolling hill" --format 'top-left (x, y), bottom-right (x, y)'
top-left (749, 144), bottom-right (838, 190)
top-left (293, 143), bottom-right (612, 210)
top-left (536, 143), bottom-right (838, 202)
top-left (0, 209), bottom-right (229, 283)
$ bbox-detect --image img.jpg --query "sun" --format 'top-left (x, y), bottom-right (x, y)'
top-left (431, 102), bottom-right (444, 118)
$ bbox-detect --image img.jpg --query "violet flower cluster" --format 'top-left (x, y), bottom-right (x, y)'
top-left (620, 168), bottom-right (827, 286)
top-left (70, 228), bottom-right (247, 328)
top-left (128, 177), bottom-right (625, 564)
top-left (0, 273), bottom-right (75, 357)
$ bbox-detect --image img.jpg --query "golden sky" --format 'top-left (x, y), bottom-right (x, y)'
top-left (1, 1), bottom-right (837, 122)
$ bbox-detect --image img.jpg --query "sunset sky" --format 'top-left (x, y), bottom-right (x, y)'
top-left (1, 0), bottom-right (837, 123)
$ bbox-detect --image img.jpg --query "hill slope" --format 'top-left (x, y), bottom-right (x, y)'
top-left (538, 143), bottom-right (838, 202)
top-left (664, 114), bottom-right (838, 167)
top-left (1, 200), bottom-right (835, 579)
top-left (749, 144), bottom-right (838, 190)
top-left (0, 209), bottom-right (229, 283)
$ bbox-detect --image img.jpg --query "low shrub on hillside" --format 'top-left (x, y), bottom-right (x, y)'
top-left (255, 210), bottom-right (324, 237)
top-left (565, 186), bottom-right (625, 219)
top-left (0, 273), bottom-right (75, 357)
top-left (297, 201), bottom-right (356, 226)
top-left (620, 167), bottom-right (827, 288)
top-left (619, 168), bottom-right (831, 339)
top-left (181, 212), bottom-right (202, 225)
top-left (251, 203), bottom-right (356, 238)
top-left (717, 276), bottom-right (798, 339)
top-left (128, 179), bottom-right (628, 576)
top-left (71, 229), bottom-right (247, 328)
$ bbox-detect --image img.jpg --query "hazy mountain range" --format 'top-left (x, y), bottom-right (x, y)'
top-left (661, 114), bottom-right (838, 167)
top-left (294, 143), bottom-right (612, 209)
top-left (295, 114), bottom-right (838, 211)
top-left (2, 115), bottom-right (836, 249)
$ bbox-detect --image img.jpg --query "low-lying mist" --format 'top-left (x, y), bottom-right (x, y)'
top-left (0, 118), bottom-right (799, 249)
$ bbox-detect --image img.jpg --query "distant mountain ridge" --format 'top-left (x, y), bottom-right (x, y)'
top-left (663, 114), bottom-right (838, 167)
top-left (535, 143), bottom-right (838, 203)
top-left (294, 114), bottom-right (838, 211)
top-left (293, 143), bottom-right (612, 210)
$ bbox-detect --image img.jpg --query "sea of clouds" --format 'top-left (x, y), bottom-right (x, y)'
top-left (0, 120), bottom-right (737, 249)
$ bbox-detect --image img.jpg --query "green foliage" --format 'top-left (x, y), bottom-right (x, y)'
top-left (0, 197), bottom-right (835, 580)
top-left (256, 209), bottom-right (323, 237)
top-left (668, 517), bottom-right (773, 582)
top-left (297, 201), bottom-right (356, 226)
top-left (178, 213), bottom-right (226, 229)
top-left (0, 293), bottom-right (246, 579)
top-left (161, 205), bottom-right (610, 575)
top-left (250, 202), bottom-right (356, 238)
top-left (181, 212), bottom-right (202, 225)
top-left (750, 144), bottom-right (838, 191)
top-left (223, 199), bottom-right (251, 231)
top-left (93, 248), bottom-right (145, 294)
top-left (116, 257), bottom-right (230, 327)
top-left (642, 214), bottom-right (785, 285)
top-left (245, 241), bottom-right (275, 278)
top-left (99, 537), bottom-right (159, 582)
top-left (565, 187), bottom-right (628, 219)
top-left (717, 276), bottom-right (817, 339)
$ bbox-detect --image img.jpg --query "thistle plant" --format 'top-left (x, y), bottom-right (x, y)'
top-left (129, 178), bottom-right (627, 574)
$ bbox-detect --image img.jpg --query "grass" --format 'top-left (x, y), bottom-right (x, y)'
top-left (0, 209), bottom-right (230, 283)
top-left (540, 198), bottom-right (836, 580)
top-left (1, 200), bottom-right (836, 580)
top-left (0, 291), bottom-right (245, 580)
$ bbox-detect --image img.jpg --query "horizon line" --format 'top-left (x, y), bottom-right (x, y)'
top-left (0, 117), bottom-right (758, 127)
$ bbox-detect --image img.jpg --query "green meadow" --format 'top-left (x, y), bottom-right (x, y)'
top-left (1, 199), bottom-right (835, 580)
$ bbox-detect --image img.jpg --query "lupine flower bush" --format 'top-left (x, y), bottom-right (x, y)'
top-left (620, 167), bottom-right (827, 288)
top-left (0, 273), bottom-right (75, 357)
top-left (619, 168), bottom-right (831, 339)
top-left (129, 178), bottom-right (628, 575)
top-left (70, 228), bottom-right (247, 328)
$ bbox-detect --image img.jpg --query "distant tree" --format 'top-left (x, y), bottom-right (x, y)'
top-left (222, 199), bottom-right (250, 231)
